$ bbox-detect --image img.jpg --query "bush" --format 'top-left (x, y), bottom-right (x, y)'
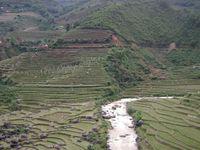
top-left (87, 145), bottom-right (94, 150)
top-left (104, 85), bottom-right (120, 97)
top-left (0, 76), bottom-right (19, 111)
top-left (134, 111), bottom-right (143, 122)
top-left (9, 100), bottom-right (20, 111)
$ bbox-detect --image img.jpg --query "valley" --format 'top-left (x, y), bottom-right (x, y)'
top-left (0, 0), bottom-right (199, 150)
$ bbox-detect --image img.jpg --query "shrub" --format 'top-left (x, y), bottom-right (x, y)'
top-left (0, 76), bottom-right (19, 111)
top-left (134, 111), bottom-right (143, 122)
top-left (9, 100), bottom-right (20, 111)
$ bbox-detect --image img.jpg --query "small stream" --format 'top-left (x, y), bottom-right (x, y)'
top-left (102, 97), bottom-right (173, 150)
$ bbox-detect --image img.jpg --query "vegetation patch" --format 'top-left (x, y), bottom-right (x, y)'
top-left (167, 48), bottom-right (200, 66)
top-left (106, 47), bottom-right (149, 87)
top-left (81, 0), bottom-right (200, 47)
top-left (0, 75), bottom-right (19, 111)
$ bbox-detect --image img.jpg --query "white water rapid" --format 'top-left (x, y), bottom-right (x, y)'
top-left (102, 97), bottom-right (173, 150)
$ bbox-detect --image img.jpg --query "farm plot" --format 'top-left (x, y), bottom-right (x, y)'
top-left (63, 29), bottom-right (112, 42)
top-left (0, 101), bottom-right (102, 150)
top-left (0, 48), bottom-right (110, 85)
top-left (52, 29), bottom-right (114, 49)
top-left (11, 31), bottom-right (63, 41)
top-left (123, 66), bottom-right (200, 97)
top-left (0, 12), bottom-right (42, 22)
top-left (0, 41), bottom-right (111, 149)
top-left (128, 94), bottom-right (200, 150)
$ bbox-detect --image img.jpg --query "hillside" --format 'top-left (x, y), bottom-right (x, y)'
top-left (81, 0), bottom-right (200, 47)
top-left (0, 0), bottom-right (199, 150)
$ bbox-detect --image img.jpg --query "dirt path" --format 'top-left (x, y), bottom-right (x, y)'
top-left (102, 97), bottom-right (173, 150)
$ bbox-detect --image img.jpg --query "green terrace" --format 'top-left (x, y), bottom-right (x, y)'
top-left (128, 94), bottom-right (200, 150)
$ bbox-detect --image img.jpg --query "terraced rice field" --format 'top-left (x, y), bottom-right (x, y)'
top-left (128, 94), bottom-right (200, 150)
top-left (0, 100), bottom-right (101, 149)
top-left (10, 31), bottom-right (64, 41)
top-left (0, 47), bottom-right (110, 85)
top-left (123, 66), bottom-right (200, 97)
top-left (0, 35), bottom-right (112, 149)
top-left (63, 29), bottom-right (112, 42)
top-left (0, 12), bottom-right (42, 22)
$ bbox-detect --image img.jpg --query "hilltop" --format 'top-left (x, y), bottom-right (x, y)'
top-left (81, 0), bottom-right (200, 47)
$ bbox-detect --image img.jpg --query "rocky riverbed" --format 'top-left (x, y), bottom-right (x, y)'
top-left (102, 97), bottom-right (173, 150)
top-left (102, 98), bottom-right (141, 150)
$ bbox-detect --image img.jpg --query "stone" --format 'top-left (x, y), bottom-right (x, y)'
top-left (169, 42), bottom-right (176, 51)
top-left (86, 116), bottom-right (93, 120)
top-left (119, 135), bottom-right (126, 138)
top-left (102, 115), bottom-right (112, 119)
top-left (128, 125), bottom-right (135, 128)
top-left (92, 128), bottom-right (98, 132)
top-left (10, 139), bottom-right (19, 148)
top-left (39, 133), bottom-right (48, 139)
top-left (70, 119), bottom-right (79, 124)
top-left (0, 135), bottom-right (6, 140)
top-left (3, 122), bottom-right (11, 129)
top-left (0, 145), bottom-right (4, 150)
top-left (112, 106), bottom-right (116, 110)
top-left (53, 144), bottom-right (61, 150)
top-left (136, 120), bottom-right (144, 127)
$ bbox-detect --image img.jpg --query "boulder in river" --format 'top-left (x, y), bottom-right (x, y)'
top-left (112, 106), bottom-right (117, 110)
top-left (119, 135), bottom-right (127, 138)
top-left (128, 125), bottom-right (135, 128)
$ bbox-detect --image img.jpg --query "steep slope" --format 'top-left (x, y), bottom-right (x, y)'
top-left (80, 0), bottom-right (200, 47)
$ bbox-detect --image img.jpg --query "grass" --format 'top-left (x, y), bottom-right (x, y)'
top-left (127, 94), bottom-right (200, 150)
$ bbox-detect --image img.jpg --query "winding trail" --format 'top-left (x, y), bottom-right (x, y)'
top-left (102, 97), bottom-right (173, 150)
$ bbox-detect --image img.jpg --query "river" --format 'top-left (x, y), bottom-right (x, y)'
top-left (102, 97), bottom-right (173, 150)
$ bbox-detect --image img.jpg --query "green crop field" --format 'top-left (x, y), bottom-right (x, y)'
top-left (128, 94), bottom-right (200, 150)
